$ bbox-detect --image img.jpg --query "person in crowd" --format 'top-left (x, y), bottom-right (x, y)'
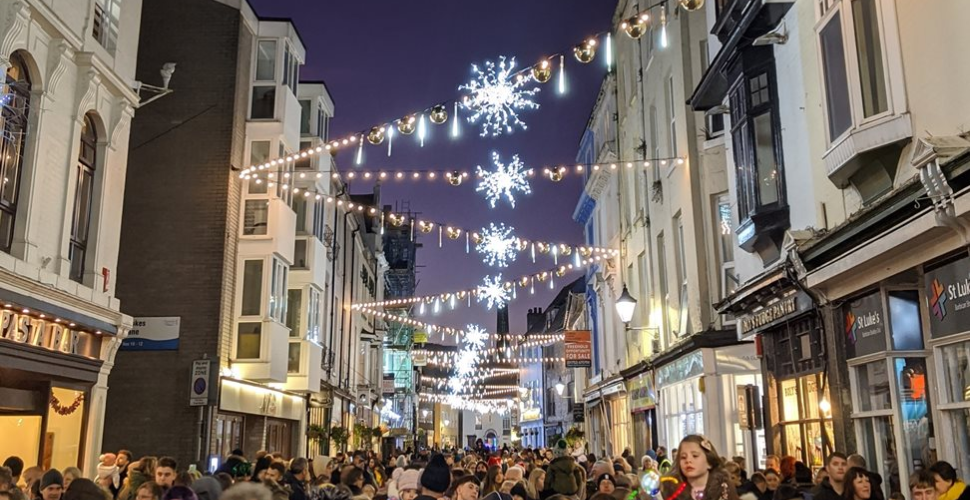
top-left (253, 458), bottom-right (275, 483)
top-left (361, 485), bottom-right (376, 500)
top-left (63, 478), bottom-right (110, 500)
top-left (481, 468), bottom-right (504, 498)
top-left (741, 473), bottom-right (769, 500)
top-left (266, 464), bottom-right (292, 500)
top-left (118, 459), bottom-right (156, 500)
top-left (220, 483), bottom-right (272, 500)
top-left (311, 457), bottom-right (334, 488)
top-left (660, 435), bottom-right (739, 500)
top-left (765, 458), bottom-right (781, 476)
top-left (116, 453), bottom-right (132, 487)
top-left (24, 468), bottom-right (44, 498)
top-left (811, 454), bottom-right (849, 500)
top-left (135, 483), bottom-right (162, 500)
top-left (842, 468), bottom-right (871, 500)
top-left (366, 459), bottom-right (383, 489)
top-left (846, 456), bottom-right (882, 500)
top-left (60, 470), bottom-right (81, 492)
top-left (213, 475), bottom-right (233, 493)
top-left (341, 467), bottom-right (365, 496)
top-left (397, 471), bottom-right (420, 500)
top-left (911, 471), bottom-right (939, 500)
top-left (284, 459), bottom-right (310, 500)
top-left (39, 471), bottom-right (64, 500)
top-left (542, 440), bottom-right (584, 500)
top-left (815, 471), bottom-right (829, 488)
top-left (780, 458), bottom-right (797, 486)
top-left (614, 474), bottom-right (635, 500)
top-left (722, 462), bottom-right (743, 493)
top-left (764, 471), bottom-right (781, 496)
top-left (97, 454), bottom-right (121, 495)
top-left (153, 459), bottom-right (177, 492)
top-left (474, 465), bottom-right (488, 484)
top-left (525, 469), bottom-right (544, 500)
top-left (773, 485), bottom-right (805, 500)
top-left (498, 482), bottom-right (515, 498)
top-left (929, 461), bottom-right (969, 500)
top-left (414, 455), bottom-right (451, 500)
top-left (189, 478), bottom-right (220, 500)
top-left (732, 459), bottom-right (748, 483)
top-left (794, 463), bottom-right (813, 486)
top-left (595, 475), bottom-right (614, 496)
top-left (2, 460), bottom-right (24, 491)
top-left (0, 467), bottom-right (27, 500)
top-left (586, 462), bottom-right (613, 500)
top-left (351, 456), bottom-right (374, 489)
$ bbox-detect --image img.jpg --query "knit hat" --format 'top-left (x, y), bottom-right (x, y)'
top-left (553, 439), bottom-right (569, 458)
top-left (41, 469), bottom-right (64, 490)
top-left (399, 470), bottom-right (421, 491)
top-left (510, 484), bottom-right (529, 500)
top-left (420, 454), bottom-right (451, 494)
top-left (192, 477), bottom-right (223, 500)
top-left (487, 456), bottom-right (502, 467)
top-left (64, 479), bottom-right (107, 500)
top-left (392, 468), bottom-right (404, 482)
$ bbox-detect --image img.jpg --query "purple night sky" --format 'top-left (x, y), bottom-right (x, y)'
top-left (248, 0), bottom-right (614, 334)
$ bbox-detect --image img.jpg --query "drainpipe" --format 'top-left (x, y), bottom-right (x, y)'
top-left (345, 225), bottom-right (360, 394)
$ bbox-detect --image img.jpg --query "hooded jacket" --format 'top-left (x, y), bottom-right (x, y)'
top-left (543, 456), bottom-right (585, 499)
top-left (117, 469), bottom-right (151, 500)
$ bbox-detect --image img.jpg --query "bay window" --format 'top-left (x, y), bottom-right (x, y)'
top-left (729, 65), bottom-right (784, 220)
top-left (268, 257), bottom-right (288, 323)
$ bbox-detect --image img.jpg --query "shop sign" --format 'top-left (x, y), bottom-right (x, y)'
top-left (738, 293), bottom-right (807, 337)
top-left (521, 407), bottom-right (542, 422)
top-left (220, 379), bottom-right (304, 420)
top-left (122, 316), bottom-right (180, 351)
top-left (382, 373), bottom-right (395, 395)
top-left (656, 351), bottom-right (703, 387)
top-left (628, 372), bottom-right (656, 412)
top-left (715, 344), bottom-right (760, 375)
top-left (572, 402), bottom-right (586, 422)
top-left (925, 256), bottom-right (970, 339)
top-left (412, 351), bottom-right (427, 366)
top-left (843, 292), bottom-right (886, 358)
top-left (413, 331), bottom-right (429, 344)
top-left (564, 330), bottom-right (591, 368)
top-left (0, 309), bottom-right (89, 356)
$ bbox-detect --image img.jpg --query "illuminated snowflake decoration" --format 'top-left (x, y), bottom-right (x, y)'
top-left (456, 348), bottom-right (480, 378)
top-left (476, 223), bottom-right (519, 268)
top-left (476, 152), bottom-right (532, 208)
top-left (477, 274), bottom-right (511, 310)
top-left (459, 56), bottom-right (540, 137)
top-left (463, 324), bottom-right (489, 351)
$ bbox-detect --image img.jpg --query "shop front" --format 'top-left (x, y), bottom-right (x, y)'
top-left (215, 377), bottom-right (306, 464)
top-left (0, 296), bottom-right (127, 474)
top-left (520, 406), bottom-right (544, 448)
top-left (583, 377), bottom-right (606, 456)
top-left (654, 331), bottom-right (760, 463)
top-left (622, 363), bottom-right (658, 459)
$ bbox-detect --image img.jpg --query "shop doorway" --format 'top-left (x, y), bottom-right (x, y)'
top-left (266, 418), bottom-right (293, 457)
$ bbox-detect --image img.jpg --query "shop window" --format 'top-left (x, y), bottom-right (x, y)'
top-left (299, 101), bottom-right (311, 135)
top-left (855, 361), bottom-right (891, 411)
top-left (213, 413), bottom-right (243, 460)
top-left (286, 288), bottom-right (302, 336)
top-left (287, 342), bottom-right (301, 373)
top-left (856, 416), bottom-right (900, 500)
top-left (251, 86), bottom-right (276, 120)
top-left (236, 322), bottom-right (261, 359)
top-left (70, 113), bottom-right (98, 283)
top-left (894, 357), bottom-right (933, 471)
top-left (240, 260), bottom-right (263, 316)
top-left (45, 388), bottom-right (86, 470)
top-left (0, 415), bottom-right (42, 467)
top-left (939, 340), bottom-right (970, 404)
top-left (769, 372), bottom-right (833, 469)
top-left (888, 290), bottom-right (923, 350)
top-left (0, 53), bottom-right (31, 254)
top-left (243, 200), bottom-right (268, 235)
top-left (944, 408), bottom-right (970, 483)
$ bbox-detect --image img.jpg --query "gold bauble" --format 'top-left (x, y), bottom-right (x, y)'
top-left (418, 221), bottom-right (434, 234)
top-left (446, 227), bottom-right (462, 240)
top-left (517, 239), bottom-right (529, 251)
top-left (622, 16), bottom-right (647, 39)
top-left (579, 247), bottom-right (593, 258)
top-left (470, 233), bottom-right (483, 245)
top-left (679, 0), bottom-right (705, 11)
top-left (560, 245), bottom-right (572, 256)
top-left (398, 115), bottom-right (417, 135)
top-left (367, 126), bottom-right (385, 145)
top-left (518, 276), bottom-right (530, 287)
top-left (388, 214), bottom-right (406, 227)
top-left (447, 171), bottom-right (463, 186)
top-left (556, 267), bottom-right (567, 277)
top-left (430, 105), bottom-right (448, 124)
top-left (574, 39), bottom-right (597, 64)
top-left (537, 242), bottom-right (551, 254)
top-left (550, 170), bottom-right (564, 182)
top-left (532, 59), bottom-right (553, 83)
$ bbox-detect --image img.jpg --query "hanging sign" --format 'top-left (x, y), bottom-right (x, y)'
top-left (564, 330), bottom-right (591, 368)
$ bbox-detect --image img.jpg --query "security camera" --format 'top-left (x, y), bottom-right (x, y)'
top-left (160, 63), bottom-right (176, 89)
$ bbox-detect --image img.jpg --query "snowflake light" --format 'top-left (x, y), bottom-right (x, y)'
top-left (476, 223), bottom-right (518, 267)
top-left (476, 152), bottom-right (532, 208)
top-left (459, 56), bottom-right (540, 137)
top-left (456, 349), bottom-right (480, 377)
top-left (477, 274), bottom-right (511, 310)
top-left (463, 324), bottom-right (489, 351)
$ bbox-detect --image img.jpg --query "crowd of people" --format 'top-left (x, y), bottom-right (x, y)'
top-left (1, 435), bottom-right (967, 500)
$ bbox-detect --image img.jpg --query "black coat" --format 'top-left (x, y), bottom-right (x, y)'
top-left (283, 472), bottom-right (308, 500)
top-left (811, 479), bottom-right (842, 500)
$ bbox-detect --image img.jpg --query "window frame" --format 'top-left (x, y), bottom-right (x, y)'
top-left (92, 0), bottom-right (121, 52)
top-left (268, 256), bottom-right (288, 324)
top-left (0, 53), bottom-right (31, 254)
top-left (814, 0), bottom-right (899, 147)
top-left (70, 114), bottom-right (99, 283)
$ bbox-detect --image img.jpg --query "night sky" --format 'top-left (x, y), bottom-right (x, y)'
top-left (248, 0), bottom-right (615, 334)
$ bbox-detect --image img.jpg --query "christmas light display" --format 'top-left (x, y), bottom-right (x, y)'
top-left (476, 274), bottom-right (512, 310)
top-left (464, 324), bottom-right (489, 350)
top-left (476, 223), bottom-right (519, 268)
top-left (459, 56), bottom-right (540, 137)
top-left (476, 152), bottom-right (533, 208)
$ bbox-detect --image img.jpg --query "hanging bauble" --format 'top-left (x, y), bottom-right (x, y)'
top-left (622, 15), bottom-right (648, 39)
top-left (574, 39), bottom-right (597, 64)
top-left (579, 247), bottom-right (593, 258)
top-left (536, 272), bottom-right (549, 282)
top-left (446, 227), bottom-right (462, 240)
top-left (388, 214), bottom-right (406, 227)
top-left (518, 276), bottom-right (530, 287)
top-left (447, 171), bottom-right (463, 186)
top-left (517, 239), bottom-right (529, 251)
top-left (641, 470), bottom-right (662, 497)
top-left (398, 115), bottom-right (417, 135)
top-left (556, 266), bottom-right (567, 277)
top-left (470, 232), bottom-right (483, 245)
top-left (549, 169), bottom-right (564, 182)
top-left (532, 59), bottom-right (553, 83)
top-left (430, 104), bottom-right (448, 125)
top-left (367, 126), bottom-right (386, 145)
top-left (560, 244), bottom-right (572, 256)
top-left (418, 221), bottom-right (434, 234)
top-left (679, 0), bottom-right (705, 11)
top-left (536, 242), bottom-right (551, 254)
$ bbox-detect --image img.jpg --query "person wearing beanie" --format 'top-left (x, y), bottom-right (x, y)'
top-left (542, 442), bottom-right (585, 500)
top-left (416, 455), bottom-right (451, 500)
top-left (387, 468), bottom-right (405, 499)
top-left (253, 457), bottom-right (275, 482)
top-left (63, 479), bottom-right (109, 500)
top-left (39, 470), bottom-right (64, 500)
top-left (509, 483), bottom-right (529, 500)
top-left (190, 477), bottom-right (222, 500)
top-left (397, 470), bottom-right (421, 500)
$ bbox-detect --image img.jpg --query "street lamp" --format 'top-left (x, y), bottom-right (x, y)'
top-left (443, 419), bottom-right (450, 427)
top-left (555, 377), bottom-right (565, 396)
top-left (615, 284), bottom-right (637, 323)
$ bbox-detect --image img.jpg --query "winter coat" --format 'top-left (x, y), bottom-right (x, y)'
top-left (810, 478), bottom-right (841, 500)
top-left (266, 480), bottom-right (292, 500)
top-left (543, 456), bottom-right (585, 499)
top-left (661, 469), bottom-right (740, 500)
top-left (117, 469), bottom-right (150, 500)
top-left (284, 473), bottom-right (309, 500)
top-left (941, 482), bottom-right (968, 500)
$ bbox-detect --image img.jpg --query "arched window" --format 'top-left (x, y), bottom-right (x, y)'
top-left (0, 52), bottom-right (31, 253)
top-left (70, 114), bottom-right (97, 282)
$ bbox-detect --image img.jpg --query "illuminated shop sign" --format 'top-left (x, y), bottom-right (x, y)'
top-left (0, 307), bottom-right (99, 357)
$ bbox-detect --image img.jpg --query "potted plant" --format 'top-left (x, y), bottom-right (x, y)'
top-left (565, 425), bottom-right (585, 448)
top-left (329, 425), bottom-right (350, 452)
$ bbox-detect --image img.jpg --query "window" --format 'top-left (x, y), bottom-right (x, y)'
top-left (287, 342), bottom-right (301, 373)
top-left (92, 0), bottom-right (121, 52)
top-left (299, 101), bottom-right (311, 135)
top-left (715, 195), bottom-right (737, 314)
top-left (729, 67), bottom-right (784, 219)
top-left (255, 40), bottom-right (277, 81)
top-left (70, 114), bottom-right (98, 283)
top-left (817, 0), bottom-right (891, 142)
top-left (0, 54), bottom-right (31, 253)
top-left (939, 340), bottom-right (970, 480)
top-left (317, 110), bottom-right (328, 140)
top-left (236, 322), bottom-right (261, 359)
top-left (248, 141), bottom-right (271, 194)
top-left (293, 239), bottom-right (308, 269)
top-left (546, 387), bottom-right (555, 416)
top-left (666, 76), bottom-right (677, 156)
top-left (251, 86), bottom-right (276, 119)
top-left (649, 105), bottom-right (660, 181)
top-left (657, 233), bottom-right (671, 344)
top-left (307, 287), bottom-right (321, 342)
top-left (313, 198), bottom-right (326, 242)
top-left (282, 44), bottom-right (299, 94)
top-left (295, 140), bottom-right (312, 170)
top-left (241, 260), bottom-right (263, 316)
top-left (268, 257), bottom-right (288, 323)
top-left (675, 217), bottom-right (689, 335)
top-left (292, 195), bottom-right (308, 232)
top-left (243, 200), bottom-right (268, 235)
top-left (286, 288), bottom-right (302, 336)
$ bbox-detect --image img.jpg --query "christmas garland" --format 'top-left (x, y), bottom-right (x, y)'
top-left (50, 392), bottom-right (84, 416)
